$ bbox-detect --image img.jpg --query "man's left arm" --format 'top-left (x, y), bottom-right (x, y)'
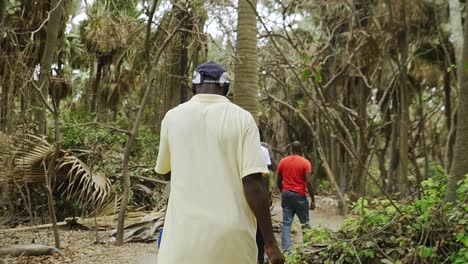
top-left (243, 174), bottom-right (284, 264)
top-left (305, 160), bottom-right (315, 210)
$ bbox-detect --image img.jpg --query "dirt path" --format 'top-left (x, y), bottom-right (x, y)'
top-left (138, 253), bottom-right (157, 264)
top-left (0, 229), bottom-right (158, 264)
top-left (0, 196), bottom-right (342, 263)
top-left (138, 195), bottom-right (344, 263)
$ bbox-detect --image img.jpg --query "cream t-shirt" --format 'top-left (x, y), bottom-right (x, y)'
top-left (155, 94), bottom-right (268, 264)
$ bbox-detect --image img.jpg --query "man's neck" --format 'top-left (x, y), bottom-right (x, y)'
top-left (195, 87), bottom-right (224, 96)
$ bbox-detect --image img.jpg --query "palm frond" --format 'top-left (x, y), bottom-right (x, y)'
top-left (0, 133), bottom-right (113, 212)
top-left (57, 154), bottom-right (112, 207)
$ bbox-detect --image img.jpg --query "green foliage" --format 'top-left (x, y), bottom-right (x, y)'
top-left (304, 226), bottom-right (332, 245)
top-left (59, 108), bottom-right (159, 169)
top-left (290, 175), bottom-right (468, 264)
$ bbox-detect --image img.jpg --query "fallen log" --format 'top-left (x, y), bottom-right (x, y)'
top-left (0, 244), bottom-right (64, 257)
top-left (0, 222), bottom-right (68, 233)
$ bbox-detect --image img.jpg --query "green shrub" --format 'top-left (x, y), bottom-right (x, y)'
top-left (292, 174), bottom-right (468, 264)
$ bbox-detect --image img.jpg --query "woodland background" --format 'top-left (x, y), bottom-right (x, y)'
top-left (0, 0), bottom-right (467, 263)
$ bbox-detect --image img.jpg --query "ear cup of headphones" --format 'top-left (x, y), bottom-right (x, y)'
top-left (192, 71), bottom-right (202, 84)
top-left (219, 72), bottom-right (230, 86)
top-left (219, 72), bottom-right (230, 95)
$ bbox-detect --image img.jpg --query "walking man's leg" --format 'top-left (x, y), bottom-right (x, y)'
top-left (281, 191), bottom-right (295, 252)
top-left (294, 194), bottom-right (311, 240)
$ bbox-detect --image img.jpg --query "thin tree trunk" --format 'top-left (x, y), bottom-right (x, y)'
top-left (46, 105), bottom-right (61, 249)
top-left (397, 0), bottom-right (410, 197)
top-left (418, 84), bottom-right (429, 179)
top-left (444, 70), bottom-right (454, 170)
top-left (448, 0), bottom-right (463, 69)
top-left (355, 78), bottom-right (368, 198)
top-left (234, 0), bottom-right (259, 120)
top-left (445, 0), bottom-right (462, 170)
top-left (0, 0), bottom-right (6, 26)
top-left (180, 31), bottom-right (188, 103)
top-left (116, 0), bottom-right (186, 245)
top-left (386, 113), bottom-right (399, 193)
top-left (33, 0), bottom-right (64, 247)
top-left (446, 5), bottom-right (468, 202)
top-left (37, 0), bottom-right (64, 134)
top-left (90, 58), bottom-right (104, 114)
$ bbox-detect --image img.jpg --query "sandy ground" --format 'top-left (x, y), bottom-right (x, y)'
top-left (0, 228), bottom-right (158, 264)
top-left (0, 196), bottom-right (342, 263)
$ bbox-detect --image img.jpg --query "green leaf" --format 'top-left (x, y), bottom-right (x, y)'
top-left (302, 69), bottom-right (312, 80)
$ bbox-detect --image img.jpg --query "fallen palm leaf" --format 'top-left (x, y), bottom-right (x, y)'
top-left (0, 133), bottom-right (112, 212)
top-left (109, 208), bottom-right (166, 242)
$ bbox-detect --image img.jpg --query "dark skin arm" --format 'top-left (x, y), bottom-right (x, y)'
top-left (276, 173), bottom-right (283, 193)
top-left (267, 146), bottom-right (277, 171)
top-left (243, 173), bottom-right (284, 264)
top-left (305, 172), bottom-right (315, 210)
top-left (158, 171), bottom-right (171, 181)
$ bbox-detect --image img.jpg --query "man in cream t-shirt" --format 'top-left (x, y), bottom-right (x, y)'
top-left (155, 61), bottom-right (284, 264)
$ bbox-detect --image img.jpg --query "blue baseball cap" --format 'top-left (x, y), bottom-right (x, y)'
top-left (192, 61), bottom-right (231, 89)
top-left (194, 61), bottom-right (227, 81)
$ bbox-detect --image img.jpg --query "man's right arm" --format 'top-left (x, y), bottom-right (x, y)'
top-left (243, 173), bottom-right (284, 264)
top-left (276, 173), bottom-right (283, 192)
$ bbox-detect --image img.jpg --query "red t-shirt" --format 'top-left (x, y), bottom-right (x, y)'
top-left (277, 155), bottom-right (312, 196)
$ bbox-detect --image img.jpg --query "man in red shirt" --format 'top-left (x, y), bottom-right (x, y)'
top-left (276, 141), bottom-right (315, 252)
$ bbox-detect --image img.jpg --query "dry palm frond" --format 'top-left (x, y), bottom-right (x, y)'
top-left (57, 154), bottom-right (111, 208)
top-left (80, 15), bottom-right (136, 57)
top-left (0, 133), bottom-right (112, 211)
top-left (99, 69), bottom-right (136, 107)
top-left (90, 194), bottom-right (121, 217)
top-left (49, 76), bottom-right (72, 101)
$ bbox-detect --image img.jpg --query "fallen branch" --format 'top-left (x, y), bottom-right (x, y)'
top-left (130, 175), bottom-right (169, 184)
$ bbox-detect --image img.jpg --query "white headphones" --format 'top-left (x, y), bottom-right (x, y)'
top-left (192, 71), bottom-right (231, 94)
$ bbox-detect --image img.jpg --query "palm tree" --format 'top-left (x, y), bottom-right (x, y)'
top-left (233, 0), bottom-right (259, 120)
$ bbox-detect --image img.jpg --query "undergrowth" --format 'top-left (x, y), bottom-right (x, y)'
top-left (287, 176), bottom-right (468, 264)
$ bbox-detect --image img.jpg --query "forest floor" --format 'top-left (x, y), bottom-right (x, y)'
top-left (0, 195), bottom-right (342, 264)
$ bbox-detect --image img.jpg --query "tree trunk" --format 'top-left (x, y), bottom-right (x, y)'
top-left (386, 112), bottom-right (399, 193)
top-left (448, 0), bottom-right (463, 69)
top-left (445, 0), bottom-right (462, 171)
top-left (0, 0), bottom-right (6, 26)
top-left (90, 58), bottom-right (104, 114)
top-left (45, 106), bottom-right (61, 249)
top-left (444, 70), bottom-right (455, 170)
top-left (417, 83), bottom-right (429, 179)
top-left (233, 0), bottom-right (259, 120)
top-left (397, 0), bottom-right (410, 197)
top-left (0, 64), bottom-right (13, 133)
top-left (180, 23), bottom-right (189, 103)
top-left (355, 77), bottom-right (369, 198)
top-left (116, 0), bottom-right (181, 245)
top-left (32, 0), bottom-right (64, 247)
top-left (36, 0), bottom-right (64, 134)
top-left (446, 5), bottom-right (468, 202)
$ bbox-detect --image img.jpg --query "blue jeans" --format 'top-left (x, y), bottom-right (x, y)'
top-left (281, 190), bottom-right (310, 251)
